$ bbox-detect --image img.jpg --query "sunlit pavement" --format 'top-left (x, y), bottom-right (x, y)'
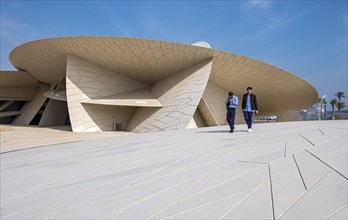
top-left (1, 120), bottom-right (347, 219)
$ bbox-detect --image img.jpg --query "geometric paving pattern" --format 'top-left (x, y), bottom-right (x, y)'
top-left (1, 120), bottom-right (347, 219)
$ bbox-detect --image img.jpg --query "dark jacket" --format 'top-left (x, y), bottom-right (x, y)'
top-left (242, 93), bottom-right (258, 111)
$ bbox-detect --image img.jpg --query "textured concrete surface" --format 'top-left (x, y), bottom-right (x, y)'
top-left (1, 120), bottom-right (347, 219)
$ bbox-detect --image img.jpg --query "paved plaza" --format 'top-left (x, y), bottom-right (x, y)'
top-left (1, 120), bottom-right (347, 219)
top-left (0, 125), bottom-right (133, 153)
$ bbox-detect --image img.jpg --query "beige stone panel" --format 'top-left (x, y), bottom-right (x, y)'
top-left (39, 100), bottom-right (68, 127)
top-left (82, 104), bottom-right (136, 131)
top-left (83, 99), bottom-right (162, 107)
top-left (126, 59), bottom-right (212, 133)
top-left (210, 52), bottom-right (318, 115)
top-left (235, 107), bottom-right (246, 125)
top-left (66, 55), bottom-right (148, 99)
top-left (11, 87), bottom-right (48, 125)
top-left (195, 109), bottom-right (206, 127)
top-left (201, 81), bottom-right (229, 125)
top-left (0, 88), bottom-right (38, 101)
top-left (66, 55), bottom-right (148, 132)
top-left (187, 108), bottom-right (206, 129)
top-left (199, 81), bottom-right (245, 126)
top-left (125, 107), bottom-right (163, 133)
top-left (10, 37), bottom-right (212, 85)
top-left (198, 99), bottom-right (218, 126)
top-left (186, 117), bottom-right (197, 129)
top-left (82, 88), bottom-right (163, 107)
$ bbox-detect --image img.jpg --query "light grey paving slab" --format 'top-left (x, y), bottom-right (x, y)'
top-left (285, 134), bottom-right (312, 156)
top-left (310, 134), bottom-right (347, 155)
top-left (270, 156), bottom-right (307, 218)
top-left (2, 158), bottom-right (175, 201)
top-left (1, 120), bottom-right (347, 220)
top-left (119, 163), bottom-right (210, 193)
top-left (279, 170), bottom-right (348, 219)
top-left (160, 190), bottom-right (252, 219)
top-left (291, 150), bottom-right (330, 188)
top-left (327, 146), bottom-right (348, 179)
top-left (299, 129), bottom-right (327, 146)
top-left (13, 180), bottom-right (192, 219)
top-left (178, 162), bottom-right (263, 197)
top-left (9, 173), bottom-right (150, 218)
top-left (115, 180), bottom-right (193, 219)
top-left (221, 143), bottom-right (288, 165)
top-left (151, 165), bottom-right (269, 219)
top-left (306, 140), bottom-right (348, 179)
top-left (222, 180), bottom-right (273, 219)
top-left (245, 149), bottom-right (285, 164)
top-left (181, 163), bottom-right (269, 200)
top-left (328, 206), bottom-right (348, 220)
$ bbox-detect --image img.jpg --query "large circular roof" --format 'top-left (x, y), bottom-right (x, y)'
top-left (9, 36), bottom-right (318, 113)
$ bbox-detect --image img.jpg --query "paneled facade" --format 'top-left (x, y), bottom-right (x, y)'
top-left (0, 37), bottom-right (318, 133)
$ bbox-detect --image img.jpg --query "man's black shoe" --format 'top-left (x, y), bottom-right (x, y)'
top-left (229, 130), bottom-right (234, 133)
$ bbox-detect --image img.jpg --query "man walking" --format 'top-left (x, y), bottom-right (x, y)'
top-left (242, 87), bottom-right (258, 132)
top-left (226, 92), bottom-right (238, 133)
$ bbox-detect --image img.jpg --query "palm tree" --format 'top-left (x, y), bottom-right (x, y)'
top-left (335, 91), bottom-right (346, 102)
top-left (330, 99), bottom-right (337, 119)
top-left (336, 102), bottom-right (347, 112)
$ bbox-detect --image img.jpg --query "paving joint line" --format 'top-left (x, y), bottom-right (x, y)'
top-left (175, 159), bottom-right (223, 203)
top-left (330, 126), bottom-right (348, 130)
top-left (299, 134), bottom-right (315, 146)
top-left (277, 169), bottom-right (331, 219)
top-left (0, 140), bottom-right (82, 154)
top-left (292, 154), bottom-right (308, 190)
top-left (218, 180), bottom-right (269, 220)
top-left (323, 204), bottom-right (348, 220)
top-left (305, 150), bottom-right (348, 180)
top-left (238, 160), bottom-right (268, 165)
top-left (239, 160), bottom-right (276, 220)
top-left (183, 165), bottom-right (267, 202)
top-left (267, 164), bottom-right (276, 220)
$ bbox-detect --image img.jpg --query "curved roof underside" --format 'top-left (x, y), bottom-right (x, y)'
top-left (0, 71), bottom-right (38, 88)
top-left (9, 36), bottom-right (318, 113)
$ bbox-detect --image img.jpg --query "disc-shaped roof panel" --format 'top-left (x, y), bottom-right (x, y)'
top-left (9, 37), bottom-right (214, 85)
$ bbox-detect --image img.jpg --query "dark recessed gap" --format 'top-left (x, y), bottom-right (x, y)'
top-left (29, 99), bottom-right (50, 125)
top-left (0, 101), bottom-right (26, 124)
